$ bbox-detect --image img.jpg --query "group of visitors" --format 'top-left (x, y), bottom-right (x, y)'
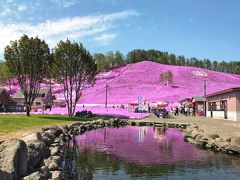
top-left (171, 106), bottom-right (194, 116)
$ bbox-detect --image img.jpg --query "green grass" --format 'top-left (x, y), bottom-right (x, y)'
top-left (0, 114), bottom-right (79, 136)
top-left (0, 114), bottom-right (115, 137)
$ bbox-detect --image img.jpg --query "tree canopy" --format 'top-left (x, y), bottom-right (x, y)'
top-left (4, 35), bottom-right (50, 116)
top-left (52, 39), bottom-right (97, 117)
top-left (160, 70), bottom-right (174, 86)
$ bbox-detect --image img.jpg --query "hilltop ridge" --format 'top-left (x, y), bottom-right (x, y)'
top-left (79, 61), bottom-right (240, 104)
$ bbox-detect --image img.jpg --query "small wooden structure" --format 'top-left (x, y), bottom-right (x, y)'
top-left (128, 101), bottom-right (139, 112)
top-left (191, 96), bottom-right (206, 116)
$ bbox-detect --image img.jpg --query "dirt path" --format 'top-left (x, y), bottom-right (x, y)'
top-left (0, 127), bottom-right (42, 141)
top-left (134, 115), bottom-right (240, 139)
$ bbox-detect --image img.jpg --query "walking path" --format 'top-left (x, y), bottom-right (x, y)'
top-left (136, 115), bottom-right (240, 139)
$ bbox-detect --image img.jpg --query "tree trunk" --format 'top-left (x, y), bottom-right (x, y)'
top-left (26, 106), bottom-right (30, 116)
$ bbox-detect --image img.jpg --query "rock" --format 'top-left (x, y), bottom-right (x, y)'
top-left (50, 171), bottom-right (62, 180)
top-left (193, 124), bottom-right (199, 129)
top-left (43, 156), bottom-right (61, 171)
top-left (50, 126), bottom-right (63, 137)
top-left (27, 140), bottom-right (50, 158)
top-left (23, 171), bottom-right (46, 180)
top-left (27, 148), bottom-right (41, 172)
top-left (50, 146), bottom-right (60, 156)
top-left (208, 134), bottom-right (220, 140)
top-left (225, 137), bottom-right (240, 153)
top-left (206, 138), bottom-right (215, 149)
top-left (42, 130), bottom-right (55, 145)
top-left (40, 166), bottom-right (50, 178)
top-left (184, 128), bottom-right (193, 136)
top-left (26, 140), bottom-right (50, 172)
top-left (226, 138), bottom-right (231, 142)
top-left (214, 139), bottom-right (230, 149)
top-left (21, 132), bottom-right (42, 143)
top-left (226, 145), bottom-right (240, 154)
top-left (195, 134), bottom-right (203, 143)
top-left (0, 140), bottom-right (28, 180)
top-left (231, 137), bottom-right (240, 145)
top-left (197, 140), bottom-right (208, 149)
top-left (186, 137), bottom-right (195, 144)
top-left (191, 130), bottom-right (200, 139)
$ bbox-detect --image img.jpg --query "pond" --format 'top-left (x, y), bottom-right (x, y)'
top-left (62, 126), bottom-right (240, 180)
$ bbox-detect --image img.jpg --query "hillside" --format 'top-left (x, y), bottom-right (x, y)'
top-left (3, 61), bottom-right (240, 105)
top-left (79, 61), bottom-right (240, 104)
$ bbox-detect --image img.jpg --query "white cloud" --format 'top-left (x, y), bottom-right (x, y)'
top-left (18, 5), bottom-right (27, 12)
top-left (50, 0), bottom-right (77, 8)
top-left (92, 33), bottom-right (117, 45)
top-left (0, 10), bottom-right (138, 55)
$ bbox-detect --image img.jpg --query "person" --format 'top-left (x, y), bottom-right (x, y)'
top-left (176, 107), bottom-right (179, 116)
top-left (190, 107), bottom-right (193, 116)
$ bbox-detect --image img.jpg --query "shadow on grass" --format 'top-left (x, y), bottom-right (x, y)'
top-left (38, 115), bottom-right (121, 122)
top-left (38, 116), bottom-right (78, 121)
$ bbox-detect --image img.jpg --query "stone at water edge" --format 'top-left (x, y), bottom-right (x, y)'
top-left (50, 171), bottom-right (62, 180)
top-left (43, 156), bottom-right (61, 171)
top-left (0, 139), bottom-right (28, 180)
top-left (22, 171), bottom-right (45, 180)
top-left (20, 132), bottom-right (43, 143)
top-left (208, 134), bottom-right (220, 140)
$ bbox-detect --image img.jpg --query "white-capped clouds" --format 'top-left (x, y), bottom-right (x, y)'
top-left (92, 34), bottom-right (117, 45)
top-left (0, 9), bottom-right (138, 55)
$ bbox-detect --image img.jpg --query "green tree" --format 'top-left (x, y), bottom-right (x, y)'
top-left (52, 39), bottom-right (97, 117)
top-left (4, 35), bottom-right (50, 116)
top-left (114, 51), bottom-right (124, 66)
top-left (212, 61), bottom-right (218, 71)
top-left (106, 51), bottom-right (115, 68)
top-left (160, 70), bottom-right (174, 86)
top-left (94, 53), bottom-right (109, 72)
top-left (0, 62), bottom-right (13, 90)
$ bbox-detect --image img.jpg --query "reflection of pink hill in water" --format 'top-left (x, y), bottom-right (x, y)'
top-left (74, 127), bottom-right (214, 165)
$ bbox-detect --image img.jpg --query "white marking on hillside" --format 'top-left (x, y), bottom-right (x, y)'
top-left (97, 71), bottom-right (112, 78)
top-left (193, 71), bottom-right (208, 77)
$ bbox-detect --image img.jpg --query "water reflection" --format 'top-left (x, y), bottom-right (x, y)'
top-left (62, 126), bottom-right (240, 180)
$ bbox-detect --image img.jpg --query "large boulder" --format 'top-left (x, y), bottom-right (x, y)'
top-left (21, 132), bottom-right (42, 144)
top-left (0, 140), bottom-right (28, 180)
top-left (26, 140), bottom-right (50, 172)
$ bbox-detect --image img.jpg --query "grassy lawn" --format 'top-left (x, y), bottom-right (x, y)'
top-left (0, 114), bottom-right (79, 136)
top-left (0, 114), bottom-right (116, 139)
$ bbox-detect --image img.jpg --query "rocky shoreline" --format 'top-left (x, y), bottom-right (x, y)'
top-left (183, 124), bottom-right (240, 155)
top-left (0, 118), bottom-right (128, 180)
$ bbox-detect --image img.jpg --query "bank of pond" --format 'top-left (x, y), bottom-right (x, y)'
top-left (1, 119), bottom-right (240, 179)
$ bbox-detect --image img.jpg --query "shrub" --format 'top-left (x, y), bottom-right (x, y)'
top-left (75, 110), bottom-right (95, 118)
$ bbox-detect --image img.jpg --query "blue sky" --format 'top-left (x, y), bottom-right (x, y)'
top-left (0, 0), bottom-right (239, 61)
